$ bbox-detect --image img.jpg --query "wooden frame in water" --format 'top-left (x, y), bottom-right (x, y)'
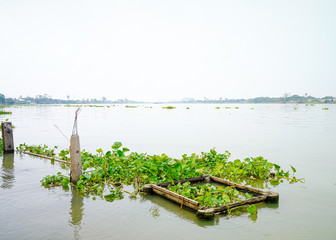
top-left (142, 174), bottom-right (279, 219)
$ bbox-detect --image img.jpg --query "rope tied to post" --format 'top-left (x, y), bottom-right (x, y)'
top-left (72, 108), bottom-right (81, 136)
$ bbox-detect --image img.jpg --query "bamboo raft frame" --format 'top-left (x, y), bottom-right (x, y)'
top-left (142, 174), bottom-right (279, 219)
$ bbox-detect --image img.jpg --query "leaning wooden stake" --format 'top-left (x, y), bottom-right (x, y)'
top-left (70, 108), bottom-right (82, 185)
top-left (1, 122), bottom-right (14, 153)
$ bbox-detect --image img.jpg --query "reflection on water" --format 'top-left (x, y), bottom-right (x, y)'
top-left (143, 192), bottom-right (279, 226)
top-left (69, 187), bottom-right (84, 239)
top-left (1, 153), bottom-right (15, 189)
top-left (141, 194), bottom-right (215, 227)
top-left (149, 206), bottom-right (160, 218)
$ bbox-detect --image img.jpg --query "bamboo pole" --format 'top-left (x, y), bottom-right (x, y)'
top-left (211, 195), bottom-right (267, 213)
top-left (150, 184), bottom-right (200, 211)
top-left (210, 175), bottom-right (266, 195)
top-left (17, 151), bottom-right (70, 164)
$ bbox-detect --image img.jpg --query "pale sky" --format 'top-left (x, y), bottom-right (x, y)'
top-left (0, 0), bottom-right (335, 101)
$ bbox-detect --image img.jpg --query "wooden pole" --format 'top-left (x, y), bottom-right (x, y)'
top-left (1, 122), bottom-right (14, 153)
top-left (70, 134), bottom-right (82, 185)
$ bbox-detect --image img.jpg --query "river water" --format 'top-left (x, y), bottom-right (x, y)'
top-left (1, 104), bottom-right (335, 239)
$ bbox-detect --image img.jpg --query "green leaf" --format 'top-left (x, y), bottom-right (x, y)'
top-left (270, 179), bottom-right (280, 186)
top-left (290, 165), bottom-right (296, 173)
top-left (245, 192), bottom-right (253, 199)
top-left (234, 159), bottom-right (241, 166)
top-left (247, 204), bottom-right (257, 215)
top-left (273, 164), bottom-right (280, 171)
top-left (168, 160), bottom-right (176, 165)
top-left (117, 150), bottom-right (124, 157)
top-left (112, 142), bottom-right (122, 150)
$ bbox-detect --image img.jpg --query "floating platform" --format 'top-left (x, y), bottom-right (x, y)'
top-left (142, 174), bottom-right (279, 219)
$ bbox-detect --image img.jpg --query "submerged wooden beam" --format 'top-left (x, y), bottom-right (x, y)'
top-left (210, 175), bottom-right (266, 195)
top-left (151, 184), bottom-right (200, 211)
top-left (18, 151), bottom-right (70, 164)
top-left (211, 195), bottom-right (267, 213)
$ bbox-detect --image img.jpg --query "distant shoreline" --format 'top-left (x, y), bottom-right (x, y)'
top-left (0, 93), bottom-right (335, 105)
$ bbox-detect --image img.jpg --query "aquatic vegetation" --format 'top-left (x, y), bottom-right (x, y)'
top-left (186, 107), bottom-right (190, 109)
top-left (16, 141), bottom-right (302, 207)
top-left (0, 111), bottom-right (12, 115)
top-left (162, 106), bottom-right (176, 109)
top-left (235, 107), bottom-right (239, 109)
top-left (86, 105), bottom-right (104, 108)
top-left (41, 172), bottom-right (70, 188)
top-left (125, 105), bottom-right (137, 108)
top-left (58, 149), bottom-right (70, 161)
top-left (17, 143), bottom-right (58, 158)
top-left (322, 108), bottom-right (329, 110)
top-left (246, 204), bottom-right (257, 215)
top-left (225, 107), bottom-right (231, 109)
top-left (64, 105), bottom-right (83, 107)
top-left (167, 182), bottom-right (246, 207)
top-left (215, 107), bottom-right (220, 109)
top-left (104, 186), bottom-right (124, 202)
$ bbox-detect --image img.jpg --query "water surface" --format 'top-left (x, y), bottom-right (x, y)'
top-left (1, 104), bottom-right (335, 239)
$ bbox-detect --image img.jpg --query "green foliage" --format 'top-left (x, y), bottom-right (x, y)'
top-left (168, 182), bottom-right (244, 207)
top-left (162, 106), bottom-right (176, 109)
top-left (125, 105), bottom-right (137, 108)
top-left (246, 204), bottom-right (257, 215)
top-left (64, 105), bottom-right (83, 107)
top-left (58, 149), bottom-right (70, 161)
top-left (0, 111), bottom-right (12, 115)
top-left (322, 108), bottom-right (329, 110)
top-left (33, 142), bottom-right (300, 210)
top-left (104, 187), bottom-right (124, 202)
top-left (41, 172), bottom-right (70, 188)
top-left (17, 143), bottom-right (58, 157)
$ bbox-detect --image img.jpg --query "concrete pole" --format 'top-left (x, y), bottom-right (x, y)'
top-left (70, 134), bottom-right (82, 185)
top-left (1, 122), bottom-right (14, 153)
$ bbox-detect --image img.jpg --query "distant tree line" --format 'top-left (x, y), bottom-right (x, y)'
top-left (0, 93), bottom-right (335, 105)
top-left (0, 93), bottom-right (138, 105)
top-left (177, 95), bottom-right (335, 104)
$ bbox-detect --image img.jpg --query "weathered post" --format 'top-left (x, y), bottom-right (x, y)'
top-left (70, 109), bottom-right (82, 185)
top-left (1, 122), bottom-right (14, 153)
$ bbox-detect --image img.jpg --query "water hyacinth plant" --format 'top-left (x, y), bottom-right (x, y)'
top-left (19, 142), bottom-right (302, 212)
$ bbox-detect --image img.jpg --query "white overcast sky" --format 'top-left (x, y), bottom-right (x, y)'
top-left (0, 0), bottom-right (335, 101)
